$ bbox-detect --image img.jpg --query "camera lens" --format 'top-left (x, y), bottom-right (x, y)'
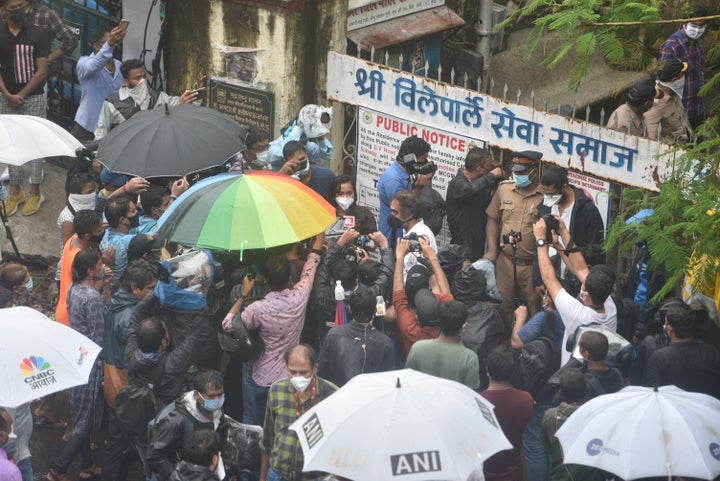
top-left (320, 112), bottom-right (330, 123)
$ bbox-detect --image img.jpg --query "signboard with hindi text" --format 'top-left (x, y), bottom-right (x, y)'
top-left (328, 52), bottom-right (678, 192)
top-left (355, 106), bottom-right (487, 246)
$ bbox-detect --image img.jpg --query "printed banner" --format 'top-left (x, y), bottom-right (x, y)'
top-left (328, 52), bottom-right (680, 192)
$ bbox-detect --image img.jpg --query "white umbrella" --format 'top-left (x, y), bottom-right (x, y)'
top-left (289, 369), bottom-right (511, 481)
top-left (0, 115), bottom-right (83, 165)
top-left (0, 306), bottom-right (101, 407)
top-left (556, 385), bottom-right (720, 480)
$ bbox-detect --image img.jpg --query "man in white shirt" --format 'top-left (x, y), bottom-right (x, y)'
top-left (533, 217), bottom-right (616, 364)
top-left (389, 189), bottom-right (437, 277)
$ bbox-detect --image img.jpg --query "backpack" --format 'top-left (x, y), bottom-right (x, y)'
top-left (416, 187), bottom-right (446, 235)
top-left (565, 324), bottom-right (637, 376)
top-left (514, 336), bottom-right (561, 400)
top-left (114, 356), bottom-right (168, 443)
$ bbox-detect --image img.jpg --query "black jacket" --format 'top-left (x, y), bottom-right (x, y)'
top-left (125, 292), bottom-right (211, 404)
top-left (317, 320), bottom-right (394, 386)
top-left (533, 185), bottom-right (604, 287)
top-left (169, 461), bottom-right (218, 481)
top-left (646, 340), bottom-right (720, 398)
top-left (445, 168), bottom-right (501, 261)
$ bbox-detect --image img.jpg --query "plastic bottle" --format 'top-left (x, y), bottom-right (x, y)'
top-left (334, 280), bottom-right (345, 301)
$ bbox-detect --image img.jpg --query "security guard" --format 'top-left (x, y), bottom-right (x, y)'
top-left (485, 150), bottom-right (543, 320)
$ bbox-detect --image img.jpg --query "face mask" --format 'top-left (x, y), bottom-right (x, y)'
top-left (336, 197), bottom-right (354, 211)
top-left (141, 351), bottom-right (165, 362)
top-left (387, 214), bottom-right (403, 230)
top-left (513, 173), bottom-right (532, 188)
top-left (8, 8), bottom-right (26, 23)
top-left (254, 150), bottom-right (271, 167)
top-left (89, 232), bottom-right (105, 245)
top-left (127, 214), bottom-right (140, 228)
top-left (24, 277), bottom-right (33, 293)
top-left (199, 393), bottom-right (225, 412)
top-left (4, 432), bottom-right (16, 460)
top-left (290, 375), bottom-right (313, 392)
top-left (68, 193), bottom-right (97, 212)
top-left (543, 193), bottom-right (563, 207)
top-left (126, 78), bottom-right (149, 107)
top-left (295, 162), bottom-right (310, 177)
top-left (93, 266), bottom-right (105, 282)
top-left (659, 76), bottom-right (685, 99)
top-left (685, 24), bottom-right (706, 39)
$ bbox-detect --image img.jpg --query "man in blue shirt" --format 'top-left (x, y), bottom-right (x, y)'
top-left (377, 135), bottom-right (433, 242)
top-left (71, 25), bottom-right (126, 141)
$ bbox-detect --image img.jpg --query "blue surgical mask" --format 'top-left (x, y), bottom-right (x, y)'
top-left (513, 173), bottom-right (532, 188)
top-left (24, 277), bottom-right (33, 293)
top-left (199, 393), bottom-right (225, 412)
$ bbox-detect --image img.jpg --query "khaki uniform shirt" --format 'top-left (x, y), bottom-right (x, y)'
top-left (606, 104), bottom-right (645, 136)
top-left (644, 94), bottom-right (692, 144)
top-left (486, 180), bottom-right (543, 258)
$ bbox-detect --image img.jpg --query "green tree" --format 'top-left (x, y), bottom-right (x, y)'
top-left (502, 1), bottom-right (720, 301)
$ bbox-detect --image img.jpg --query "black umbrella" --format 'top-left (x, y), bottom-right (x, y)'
top-left (96, 104), bottom-right (244, 178)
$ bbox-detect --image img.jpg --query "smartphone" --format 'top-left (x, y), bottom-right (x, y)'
top-left (118, 19), bottom-right (130, 32)
top-left (192, 87), bottom-right (206, 100)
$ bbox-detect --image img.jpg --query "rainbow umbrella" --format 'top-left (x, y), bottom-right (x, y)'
top-left (155, 171), bottom-right (335, 250)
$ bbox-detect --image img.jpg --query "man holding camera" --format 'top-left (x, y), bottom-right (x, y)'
top-left (484, 151), bottom-right (544, 321)
top-left (378, 136), bottom-right (435, 243)
top-left (389, 189), bottom-right (437, 277)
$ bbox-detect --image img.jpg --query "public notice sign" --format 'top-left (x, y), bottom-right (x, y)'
top-left (209, 80), bottom-right (275, 134)
top-left (328, 52), bottom-right (680, 192)
top-left (355, 106), bottom-right (487, 245)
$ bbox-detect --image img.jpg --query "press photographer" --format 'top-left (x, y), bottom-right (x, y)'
top-left (387, 189), bottom-right (438, 278)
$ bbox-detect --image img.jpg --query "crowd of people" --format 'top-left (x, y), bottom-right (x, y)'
top-left (0, 2), bottom-right (719, 481)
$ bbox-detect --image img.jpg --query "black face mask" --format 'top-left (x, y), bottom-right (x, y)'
top-left (387, 214), bottom-right (403, 230)
top-left (8, 8), bottom-right (26, 23)
top-left (89, 232), bottom-right (104, 245)
top-left (127, 214), bottom-right (140, 228)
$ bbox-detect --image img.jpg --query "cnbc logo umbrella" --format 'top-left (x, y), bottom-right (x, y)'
top-left (0, 307), bottom-right (102, 408)
top-left (155, 171), bottom-right (336, 250)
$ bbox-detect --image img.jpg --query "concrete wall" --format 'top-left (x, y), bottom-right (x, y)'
top-left (163, 0), bottom-right (348, 173)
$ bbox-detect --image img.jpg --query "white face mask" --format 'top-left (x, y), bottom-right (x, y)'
top-left (68, 192), bottom-right (97, 212)
top-left (335, 197), bottom-right (354, 211)
top-left (127, 78), bottom-right (150, 107)
top-left (659, 77), bottom-right (686, 99)
top-left (290, 375), bottom-right (312, 392)
top-left (543, 193), bottom-right (563, 207)
top-left (254, 150), bottom-right (271, 167)
top-left (684, 24), bottom-right (706, 39)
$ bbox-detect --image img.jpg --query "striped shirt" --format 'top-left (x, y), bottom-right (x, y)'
top-left (0, 20), bottom-right (50, 95)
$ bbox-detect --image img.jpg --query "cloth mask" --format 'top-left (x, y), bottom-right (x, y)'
top-left (68, 193), bottom-right (97, 212)
top-left (254, 150), bottom-right (271, 167)
top-left (659, 77), bottom-right (685, 100)
top-left (141, 351), bottom-right (165, 362)
top-left (513, 172), bottom-right (532, 188)
top-left (8, 8), bottom-right (26, 23)
top-left (89, 232), bottom-right (105, 245)
top-left (685, 24), bottom-right (706, 40)
top-left (127, 78), bottom-right (150, 108)
top-left (335, 197), bottom-right (354, 211)
top-left (543, 193), bottom-right (563, 207)
top-left (290, 375), bottom-right (313, 392)
top-left (200, 393), bottom-right (225, 412)
top-left (127, 214), bottom-right (140, 229)
top-left (387, 214), bottom-right (403, 230)
top-left (94, 267), bottom-right (105, 282)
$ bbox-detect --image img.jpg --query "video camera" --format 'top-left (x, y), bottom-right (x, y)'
top-left (403, 232), bottom-right (428, 253)
top-left (400, 153), bottom-right (438, 176)
top-left (542, 214), bottom-right (560, 242)
top-left (502, 230), bottom-right (522, 247)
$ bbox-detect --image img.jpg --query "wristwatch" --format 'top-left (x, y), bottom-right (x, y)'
top-left (536, 239), bottom-right (547, 247)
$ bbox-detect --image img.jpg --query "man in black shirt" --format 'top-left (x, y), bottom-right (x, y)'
top-left (0, 0), bottom-right (50, 216)
top-left (646, 302), bottom-right (720, 398)
top-left (445, 147), bottom-right (502, 261)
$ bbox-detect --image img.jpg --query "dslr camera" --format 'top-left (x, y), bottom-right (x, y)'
top-left (354, 235), bottom-right (375, 249)
top-left (502, 230), bottom-right (522, 246)
top-left (403, 232), bottom-right (427, 253)
top-left (542, 214), bottom-right (560, 242)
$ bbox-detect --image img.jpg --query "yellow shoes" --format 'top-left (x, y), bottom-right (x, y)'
top-left (4, 191), bottom-right (25, 216)
top-left (21, 193), bottom-right (45, 216)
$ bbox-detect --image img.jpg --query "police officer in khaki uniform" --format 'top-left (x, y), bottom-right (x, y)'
top-left (645, 57), bottom-right (693, 144)
top-left (485, 151), bottom-right (543, 320)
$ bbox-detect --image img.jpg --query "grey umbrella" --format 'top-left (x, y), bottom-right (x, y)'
top-left (96, 104), bottom-right (245, 178)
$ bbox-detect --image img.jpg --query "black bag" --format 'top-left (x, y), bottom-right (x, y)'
top-left (416, 187), bottom-right (446, 235)
top-left (217, 313), bottom-right (264, 363)
top-left (114, 356), bottom-right (168, 443)
top-left (514, 336), bottom-right (560, 400)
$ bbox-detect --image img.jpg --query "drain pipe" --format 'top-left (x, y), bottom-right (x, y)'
top-left (476, 0), bottom-right (494, 92)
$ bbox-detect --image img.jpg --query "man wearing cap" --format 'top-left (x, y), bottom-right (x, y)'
top-left (606, 80), bottom-right (657, 136)
top-left (645, 57), bottom-right (693, 144)
top-left (485, 150), bottom-right (544, 320)
top-left (659, 6), bottom-right (707, 129)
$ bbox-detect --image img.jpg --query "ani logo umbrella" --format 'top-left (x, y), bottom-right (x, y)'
top-left (289, 369), bottom-right (511, 481)
top-left (0, 115), bottom-right (83, 165)
top-left (155, 171), bottom-right (335, 250)
top-left (0, 307), bottom-right (102, 408)
top-left (556, 385), bottom-right (720, 480)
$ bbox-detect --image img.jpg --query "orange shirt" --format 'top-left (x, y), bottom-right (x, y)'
top-left (55, 235), bottom-right (81, 326)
